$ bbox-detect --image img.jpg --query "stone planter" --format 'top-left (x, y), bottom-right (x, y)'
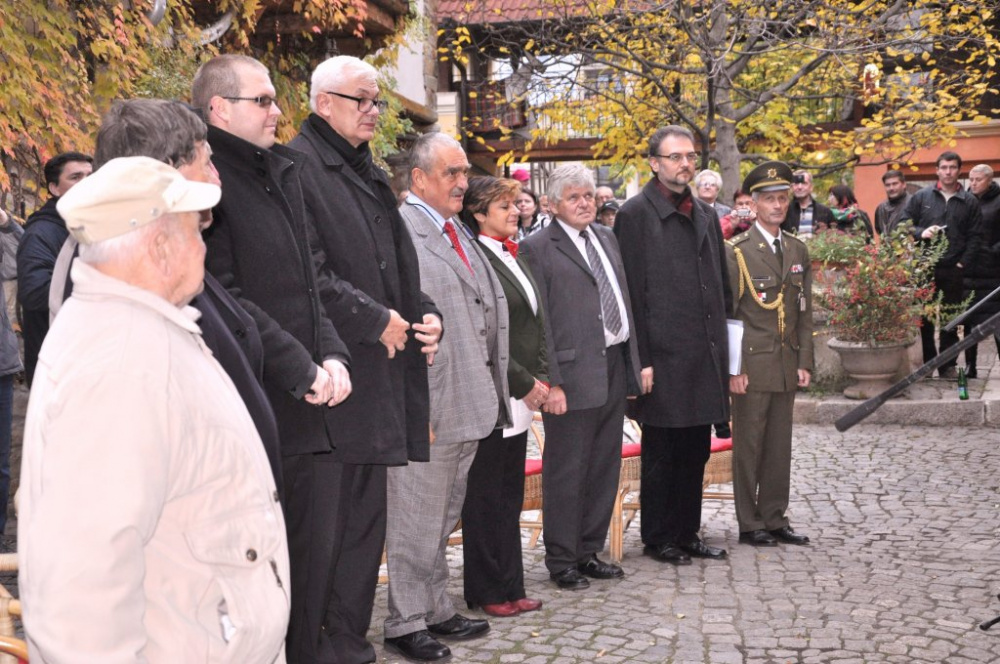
top-left (827, 337), bottom-right (912, 399)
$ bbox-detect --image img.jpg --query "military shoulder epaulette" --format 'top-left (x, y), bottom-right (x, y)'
top-left (728, 232), bottom-right (751, 246)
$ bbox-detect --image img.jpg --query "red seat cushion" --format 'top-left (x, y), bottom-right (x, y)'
top-left (710, 436), bottom-right (733, 454)
top-left (524, 458), bottom-right (543, 476)
top-left (621, 443), bottom-right (642, 458)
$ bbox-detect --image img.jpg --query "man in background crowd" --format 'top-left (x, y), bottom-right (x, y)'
top-left (901, 151), bottom-right (984, 378)
top-left (962, 164), bottom-right (1000, 379)
top-left (873, 169), bottom-right (911, 236)
top-left (781, 169), bottom-right (834, 237)
top-left (17, 151), bottom-right (92, 385)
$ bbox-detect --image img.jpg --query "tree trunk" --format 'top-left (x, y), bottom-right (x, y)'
top-left (713, 108), bottom-right (742, 203)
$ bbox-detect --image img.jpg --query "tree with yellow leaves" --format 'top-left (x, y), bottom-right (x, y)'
top-left (439, 0), bottom-right (1000, 193)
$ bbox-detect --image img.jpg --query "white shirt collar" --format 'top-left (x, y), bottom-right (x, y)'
top-left (755, 222), bottom-right (781, 250)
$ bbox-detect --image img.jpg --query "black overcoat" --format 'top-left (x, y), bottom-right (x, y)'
top-left (614, 179), bottom-right (731, 427)
top-left (204, 125), bottom-right (349, 457)
top-left (289, 119), bottom-right (435, 464)
top-left (964, 182), bottom-right (1000, 326)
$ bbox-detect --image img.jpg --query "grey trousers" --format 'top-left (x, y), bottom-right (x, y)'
top-left (731, 390), bottom-right (795, 532)
top-left (384, 439), bottom-right (478, 638)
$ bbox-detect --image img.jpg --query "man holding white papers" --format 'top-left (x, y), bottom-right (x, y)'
top-left (726, 161), bottom-right (814, 548)
top-left (614, 125), bottom-right (732, 565)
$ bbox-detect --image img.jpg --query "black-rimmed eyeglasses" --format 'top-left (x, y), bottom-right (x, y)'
top-left (324, 91), bottom-right (389, 113)
top-left (222, 96), bottom-right (277, 109)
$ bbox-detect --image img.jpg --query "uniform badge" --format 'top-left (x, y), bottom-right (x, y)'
top-left (758, 292), bottom-right (767, 302)
top-left (791, 263), bottom-right (803, 274)
top-left (758, 242), bottom-right (766, 249)
top-left (767, 168), bottom-right (777, 178)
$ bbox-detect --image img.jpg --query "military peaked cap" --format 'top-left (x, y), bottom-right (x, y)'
top-left (742, 161), bottom-right (793, 194)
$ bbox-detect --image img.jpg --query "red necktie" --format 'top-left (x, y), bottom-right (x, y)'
top-left (443, 221), bottom-right (474, 275)
top-left (486, 235), bottom-right (519, 259)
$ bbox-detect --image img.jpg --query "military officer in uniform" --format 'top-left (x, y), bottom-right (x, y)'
top-left (726, 161), bottom-right (814, 547)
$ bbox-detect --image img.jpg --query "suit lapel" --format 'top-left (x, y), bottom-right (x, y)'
top-left (749, 225), bottom-right (783, 275)
top-left (404, 202), bottom-right (480, 291)
top-left (480, 241), bottom-right (532, 308)
top-left (550, 220), bottom-right (596, 282)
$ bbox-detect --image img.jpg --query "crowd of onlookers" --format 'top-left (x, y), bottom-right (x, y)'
top-left (0, 50), bottom-right (997, 664)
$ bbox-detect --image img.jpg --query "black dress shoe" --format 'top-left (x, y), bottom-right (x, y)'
top-left (739, 529), bottom-right (778, 546)
top-left (426, 613), bottom-right (490, 641)
top-left (384, 630), bottom-right (451, 662)
top-left (642, 543), bottom-right (692, 565)
top-left (679, 540), bottom-right (728, 559)
top-left (967, 366), bottom-right (978, 379)
top-left (577, 553), bottom-right (625, 579)
top-left (550, 566), bottom-right (591, 590)
top-left (769, 526), bottom-right (810, 545)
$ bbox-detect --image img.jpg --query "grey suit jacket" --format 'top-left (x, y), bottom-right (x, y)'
top-left (521, 220), bottom-right (641, 411)
top-left (400, 201), bottom-right (511, 444)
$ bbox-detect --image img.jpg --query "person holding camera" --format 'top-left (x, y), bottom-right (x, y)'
top-left (720, 190), bottom-right (757, 239)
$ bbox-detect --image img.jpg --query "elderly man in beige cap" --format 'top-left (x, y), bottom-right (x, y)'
top-left (18, 156), bottom-right (290, 663)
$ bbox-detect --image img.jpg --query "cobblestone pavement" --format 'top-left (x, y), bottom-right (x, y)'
top-left (370, 424), bottom-right (1000, 663)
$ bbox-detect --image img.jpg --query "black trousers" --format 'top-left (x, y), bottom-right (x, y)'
top-left (541, 343), bottom-right (626, 574)
top-left (638, 424), bottom-right (712, 547)
top-left (462, 428), bottom-right (527, 606)
top-left (284, 455), bottom-right (386, 664)
top-left (921, 265), bottom-right (964, 369)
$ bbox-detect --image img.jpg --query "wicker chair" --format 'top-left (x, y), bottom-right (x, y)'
top-left (608, 427), bottom-right (735, 563)
top-left (519, 418), bottom-right (545, 547)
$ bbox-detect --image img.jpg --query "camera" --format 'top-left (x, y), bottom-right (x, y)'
top-left (735, 208), bottom-right (752, 218)
top-left (791, 173), bottom-right (807, 185)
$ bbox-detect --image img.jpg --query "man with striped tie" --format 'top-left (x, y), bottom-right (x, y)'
top-left (521, 164), bottom-right (642, 590)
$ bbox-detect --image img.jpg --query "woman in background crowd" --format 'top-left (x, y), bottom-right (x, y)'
top-left (460, 176), bottom-right (549, 619)
top-left (515, 188), bottom-right (550, 239)
top-left (828, 184), bottom-right (873, 234)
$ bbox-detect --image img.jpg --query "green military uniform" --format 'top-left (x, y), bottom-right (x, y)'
top-left (726, 163), bottom-right (814, 537)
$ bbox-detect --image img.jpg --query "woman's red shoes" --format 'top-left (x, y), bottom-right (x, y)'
top-left (514, 597), bottom-right (543, 613)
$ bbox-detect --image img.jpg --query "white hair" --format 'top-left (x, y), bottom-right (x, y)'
top-left (407, 132), bottom-right (464, 187)
top-left (694, 169), bottom-right (722, 188)
top-left (309, 56), bottom-right (379, 113)
top-left (970, 164), bottom-right (994, 179)
top-left (78, 216), bottom-right (171, 265)
top-left (547, 164), bottom-right (595, 205)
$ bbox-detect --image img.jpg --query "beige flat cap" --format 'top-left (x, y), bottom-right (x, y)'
top-left (56, 156), bottom-right (221, 244)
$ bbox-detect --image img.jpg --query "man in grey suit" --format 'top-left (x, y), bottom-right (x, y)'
top-left (521, 164), bottom-right (642, 590)
top-left (384, 132), bottom-right (511, 663)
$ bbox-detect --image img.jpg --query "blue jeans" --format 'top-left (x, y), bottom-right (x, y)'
top-left (0, 374), bottom-right (13, 535)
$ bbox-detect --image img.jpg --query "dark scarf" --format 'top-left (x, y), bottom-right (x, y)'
top-left (653, 178), bottom-right (693, 217)
top-left (307, 112), bottom-right (375, 184)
